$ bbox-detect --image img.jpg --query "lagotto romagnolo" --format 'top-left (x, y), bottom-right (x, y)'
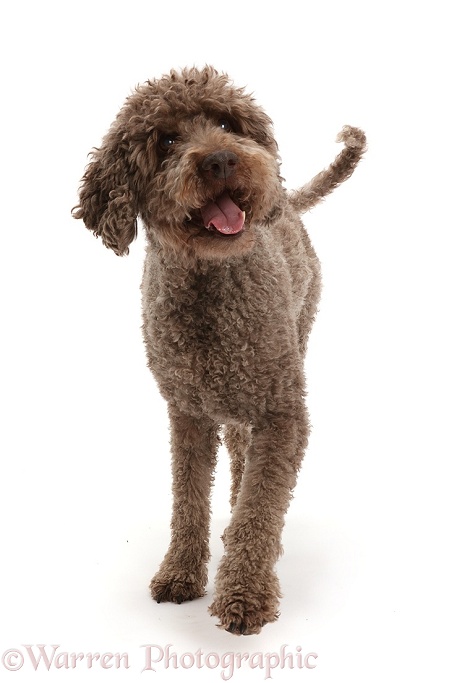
top-left (73, 66), bottom-right (366, 635)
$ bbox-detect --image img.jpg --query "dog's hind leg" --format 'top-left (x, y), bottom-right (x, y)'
top-left (150, 408), bottom-right (219, 604)
top-left (224, 424), bottom-right (251, 509)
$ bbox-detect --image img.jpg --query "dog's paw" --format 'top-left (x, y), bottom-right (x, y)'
top-left (209, 561), bottom-right (281, 635)
top-left (209, 590), bottom-right (279, 635)
top-left (150, 566), bottom-right (207, 604)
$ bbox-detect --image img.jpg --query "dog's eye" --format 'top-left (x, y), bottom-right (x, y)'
top-left (218, 119), bottom-right (232, 133)
top-left (159, 133), bottom-right (178, 152)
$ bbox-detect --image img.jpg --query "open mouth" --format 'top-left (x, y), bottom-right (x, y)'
top-left (186, 191), bottom-right (246, 237)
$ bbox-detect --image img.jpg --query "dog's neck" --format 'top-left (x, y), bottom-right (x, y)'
top-left (145, 230), bottom-right (253, 280)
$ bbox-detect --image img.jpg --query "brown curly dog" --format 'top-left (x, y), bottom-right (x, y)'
top-left (73, 66), bottom-right (366, 635)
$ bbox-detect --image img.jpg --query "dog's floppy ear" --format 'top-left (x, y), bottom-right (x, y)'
top-left (72, 120), bottom-right (138, 256)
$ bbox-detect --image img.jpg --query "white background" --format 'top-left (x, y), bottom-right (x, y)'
top-left (1, 1), bottom-right (448, 680)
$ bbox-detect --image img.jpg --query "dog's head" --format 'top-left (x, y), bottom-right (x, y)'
top-left (73, 67), bottom-right (283, 260)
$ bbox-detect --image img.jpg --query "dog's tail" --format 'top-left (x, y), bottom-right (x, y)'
top-left (290, 126), bottom-right (366, 214)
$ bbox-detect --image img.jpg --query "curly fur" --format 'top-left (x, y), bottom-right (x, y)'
top-left (73, 66), bottom-right (366, 635)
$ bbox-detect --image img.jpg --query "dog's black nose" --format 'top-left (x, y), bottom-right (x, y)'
top-left (201, 151), bottom-right (238, 179)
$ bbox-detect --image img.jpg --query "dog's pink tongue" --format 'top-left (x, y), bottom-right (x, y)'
top-left (201, 192), bottom-right (245, 234)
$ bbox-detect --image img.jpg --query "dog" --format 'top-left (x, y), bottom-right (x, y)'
top-left (73, 66), bottom-right (365, 634)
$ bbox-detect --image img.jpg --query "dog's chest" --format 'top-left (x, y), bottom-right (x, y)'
top-left (147, 265), bottom-right (268, 371)
top-left (142, 253), bottom-right (299, 419)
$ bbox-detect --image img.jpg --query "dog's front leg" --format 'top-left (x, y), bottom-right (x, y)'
top-left (150, 408), bottom-right (219, 604)
top-left (210, 414), bottom-right (308, 634)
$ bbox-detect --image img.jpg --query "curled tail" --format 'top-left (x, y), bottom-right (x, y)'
top-left (290, 126), bottom-right (366, 214)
